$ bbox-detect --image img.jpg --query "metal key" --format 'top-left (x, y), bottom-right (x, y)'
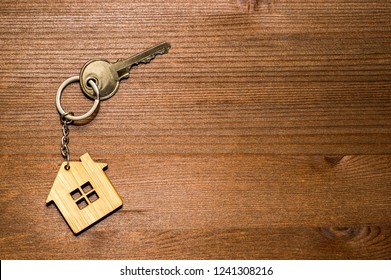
top-left (80, 42), bottom-right (171, 100)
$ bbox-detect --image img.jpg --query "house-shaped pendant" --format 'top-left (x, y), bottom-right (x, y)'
top-left (46, 153), bottom-right (122, 234)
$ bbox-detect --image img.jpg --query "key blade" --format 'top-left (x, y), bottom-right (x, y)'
top-left (112, 42), bottom-right (171, 79)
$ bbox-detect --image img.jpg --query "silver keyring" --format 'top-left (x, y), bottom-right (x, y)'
top-left (56, 76), bottom-right (100, 121)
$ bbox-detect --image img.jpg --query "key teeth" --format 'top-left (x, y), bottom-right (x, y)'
top-left (113, 43), bottom-right (171, 80)
top-left (160, 46), bottom-right (170, 54)
top-left (140, 49), bottom-right (169, 64)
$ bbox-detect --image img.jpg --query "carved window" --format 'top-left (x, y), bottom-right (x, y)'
top-left (70, 182), bottom-right (99, 210)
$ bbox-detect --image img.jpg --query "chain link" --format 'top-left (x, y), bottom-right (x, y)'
top-left (60, 113), bottom-right (74, 170)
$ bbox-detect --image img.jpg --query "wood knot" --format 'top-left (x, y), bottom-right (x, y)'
top-left (323, 155), bottom-right (346, 167)
top-left (237, 0), bottom-right (276, 14)
top-left (320, 226), bottom-right (380, 243)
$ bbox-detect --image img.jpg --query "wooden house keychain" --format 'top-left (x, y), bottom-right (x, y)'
top-left (47, 42), bottom-right (171, 234)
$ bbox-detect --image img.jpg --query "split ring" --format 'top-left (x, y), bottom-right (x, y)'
top-left (56, 76), bottom-right (100, 121)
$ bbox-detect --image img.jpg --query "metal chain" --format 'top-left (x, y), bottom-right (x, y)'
top-left (60, 113), bottom-right (74, 170)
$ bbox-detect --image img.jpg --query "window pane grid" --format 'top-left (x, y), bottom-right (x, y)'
top-left (70, 181), bottom-right (99, 210)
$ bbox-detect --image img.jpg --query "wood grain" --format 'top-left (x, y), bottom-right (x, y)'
top-left (0, 0), bottom-right (390, 259)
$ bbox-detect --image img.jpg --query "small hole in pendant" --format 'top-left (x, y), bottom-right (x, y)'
top-left (86, 77), bottom-right (98, 90)
top-left (76, 198), bottom-right (88, 210)
top-left (70, 189), bottom-right (82, 200)
top-left (87, 191), bottom-right (99, 203)
top-left (81, 182), bottom-right (93, 193)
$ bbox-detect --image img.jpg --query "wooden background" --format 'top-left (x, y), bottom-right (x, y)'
top-left (0, 0), bottom-right (390, 259)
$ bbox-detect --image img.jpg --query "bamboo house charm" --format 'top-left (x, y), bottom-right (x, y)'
top-left (46, 153), bottom-right (122, 234)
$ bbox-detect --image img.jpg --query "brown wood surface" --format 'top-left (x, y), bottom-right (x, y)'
top-left (0, 0), bottom-right (390, 259)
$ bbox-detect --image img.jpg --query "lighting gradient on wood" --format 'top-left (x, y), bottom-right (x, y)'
top-left (0, 0), bottom-right (390, 259)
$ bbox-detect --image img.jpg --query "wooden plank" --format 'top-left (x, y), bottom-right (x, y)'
top-left (0, 1), bottom-right (390, 155)
top-left (1, 227), bottom-right (391, 259)
top-left (2, 154), bottom-right (391, 228)
top-left (1, 154), bottom-right (391, 258)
